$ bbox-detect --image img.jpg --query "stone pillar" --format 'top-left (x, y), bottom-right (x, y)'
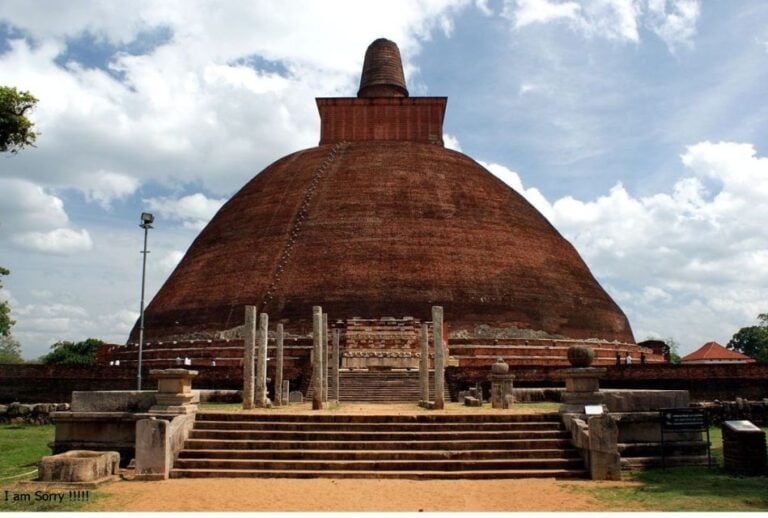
top-left (312, 306), bottom-right (323, 410)
top-left (275, 323), bottom-right (284, 406)
top-left (242, 305), bottom-right (257, 410)
top-left (419, 322), bottom-right (429, 404)
top-left (432, 306), bottom-right (445, 410)
top-left (255, 312), bottom-right (269, 407)
top-left (332, 328), bottom-right (340, 403)
top-left (322, 313), bottom-right (329, 403)
top-left (282, 380), bottom-right (290, 405)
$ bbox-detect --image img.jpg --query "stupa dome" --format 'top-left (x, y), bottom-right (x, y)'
top-left (130, 39), bottom-right (634, 345)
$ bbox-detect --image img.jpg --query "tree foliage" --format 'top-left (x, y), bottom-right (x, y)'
top-left (727, 314), bottom-right (768, 363)
top-left (40, 338), bottom-right (104, 366)
top-left (0, 86), bottom-right (38, 154)
top-left (0, 267), bottom-right (14, 337)
top-left (0, 335), bottom-right (23, 364)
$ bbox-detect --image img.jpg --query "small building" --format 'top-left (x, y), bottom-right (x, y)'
top-left (681, 341), bottom-right (755, 364)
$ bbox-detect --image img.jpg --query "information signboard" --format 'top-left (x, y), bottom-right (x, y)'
top-left (659, 408), bottom-right (711, 468)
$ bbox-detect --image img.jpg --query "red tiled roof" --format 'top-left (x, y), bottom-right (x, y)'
top-left (681, 341), bottom-right (755, 362)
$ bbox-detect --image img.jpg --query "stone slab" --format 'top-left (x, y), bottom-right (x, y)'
top-left (71, 391), bottom-right (156, 413)
top-left (38, 450), bottom-right (119, 483)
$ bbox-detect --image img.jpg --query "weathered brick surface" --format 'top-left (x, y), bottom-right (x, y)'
top-left (129, 140), bottom-right (634, 344)
top-left (317, 98), bottom-right (446, 145)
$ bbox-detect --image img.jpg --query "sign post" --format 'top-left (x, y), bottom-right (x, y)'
top-left (659, 408), bottom-right (711, 468)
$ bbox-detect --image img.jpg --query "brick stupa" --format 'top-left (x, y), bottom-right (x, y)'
top-left (130, 38), bottom-right (634, 348)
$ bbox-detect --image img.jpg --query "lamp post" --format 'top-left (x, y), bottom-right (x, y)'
top-left (137, 212), bottom-right (154, 390)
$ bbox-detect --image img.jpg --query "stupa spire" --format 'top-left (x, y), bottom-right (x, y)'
top-left (357, 38), bottom-right (409, 98)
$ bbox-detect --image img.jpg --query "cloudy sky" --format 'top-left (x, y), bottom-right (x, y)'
top-left (1, 0), bottom-right (766, 359)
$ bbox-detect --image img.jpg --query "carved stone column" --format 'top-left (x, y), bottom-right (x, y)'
top-left (432, 306), bottom-right (445, 410)
top-left (255, 312), bottom-right (269, 408)
top-left (419, 322), bottom-right (429, 404)
top-left (275, 323), bottom-right (284, 406)
top-left (242, 305), bottom-right (257, 410)
top-left (312, 306), bottom-right (323, 410)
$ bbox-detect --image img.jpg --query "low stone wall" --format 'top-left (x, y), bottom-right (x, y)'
top-left (0, 402), bottom-right (70, 424)
top-left (448, 363), bottom-right (768, 401)
top-left (694, 399), bottom-right (768, 426)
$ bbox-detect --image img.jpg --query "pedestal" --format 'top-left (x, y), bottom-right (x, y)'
top-left (558, 367), bottom-right (606, 414)
top-left (149, 369), bottom-right (199, 414)
top-left (489, 374), bottom-right (515, 409)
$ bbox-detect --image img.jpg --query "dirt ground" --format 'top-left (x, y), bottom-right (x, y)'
top-left (89, 403), bottom-right (640, 512)
top-left (89, 477), bottom-right (639, 512)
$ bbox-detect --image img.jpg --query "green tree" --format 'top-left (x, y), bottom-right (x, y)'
top-left (0, 86), bottom-right (38, 154)
top-left (727, 313), bottom-right (768, 363)
top-left (665, 337), bottom-right (682, 364)
top-left (40, 338), bottom-right (104, 366)
top-left (0, 335), bottom-right (23, 363)
top-left (0, 267), bottom-right (14, 337)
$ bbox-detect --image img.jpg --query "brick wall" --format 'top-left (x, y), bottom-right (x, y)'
top-left (317, 97), bottom-right (446, 145)
top-left (3, 362), bottom-right (766, 403)
top-left (448, 363), bottom-right (768, 402)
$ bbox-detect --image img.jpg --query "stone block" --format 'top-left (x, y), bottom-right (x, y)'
top-left (38, 450), bottom-right (119, 483)
top-left (71, 391), bottom-right (155, 413)
top-left (289, 391), bottom-right (303, 403)
top-left (135, 413), bottom-right (195, 481)
top-left (464, 396), bottom-right (482, 407)
top-left (587, 415), bottom-right (620, 481)
top-left (601, 389), bottom-right (689, 412)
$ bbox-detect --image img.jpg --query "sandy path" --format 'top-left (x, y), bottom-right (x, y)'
top-left (88, 478), bottom-right (638, 512)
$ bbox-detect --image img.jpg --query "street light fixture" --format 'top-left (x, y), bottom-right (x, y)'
top-left (137, 212), bottom-right (154, 390)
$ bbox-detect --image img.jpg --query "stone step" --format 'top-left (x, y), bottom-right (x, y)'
top-left (172, 457), bottom-right (584, 472)
top-left (195, 412), bottom-right (561, 423)
top-left (170, 467), bottom-right (587, 480)
top-left (178, 448), bottom-right (580, 460)
top-left (187, 429), bottom-right (570, 441)
top-left (192, 420), bottom-right (564, 432)
top-left (182, 437), bottom-right (574, 451)
top-left (172, 411), bottom-right (585, 480)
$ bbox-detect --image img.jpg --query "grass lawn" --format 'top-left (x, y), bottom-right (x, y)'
top-left (583, 425), bottom-right (768, 512)
top-left (0, 424), bottom-right (54, 480)
top-left (0, 424), bottom-right (108, 512)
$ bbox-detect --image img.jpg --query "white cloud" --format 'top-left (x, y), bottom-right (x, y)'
top-left (443, 133), bottom-right (463, 151)
top-left (509, 0), bottom-right (581, 27)
top-left (0, 179), bottom-right (69, 231)
top-left (646, 0), bottom-right (700, 52)
top-left (0, 179), bottom-right (92, 254)
top-left (487, 140), bottom-right (768, 353)
top-left (81, 170), bottom-right (141, 209)
top-left (11, 228), bottom-right (93, 254)
top-left (503, 0), bottom-right (700, 51)
top-left (144, 193), bottom-right (227, 230)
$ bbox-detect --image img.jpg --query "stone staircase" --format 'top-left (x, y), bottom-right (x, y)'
top-left (171, 412), bottom-right (587, 479)
top-left (306, 370), bottom-right (451, 403)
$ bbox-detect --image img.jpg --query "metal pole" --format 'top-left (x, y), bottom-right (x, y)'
top-left (137, 224), bottom-right (149, 390)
